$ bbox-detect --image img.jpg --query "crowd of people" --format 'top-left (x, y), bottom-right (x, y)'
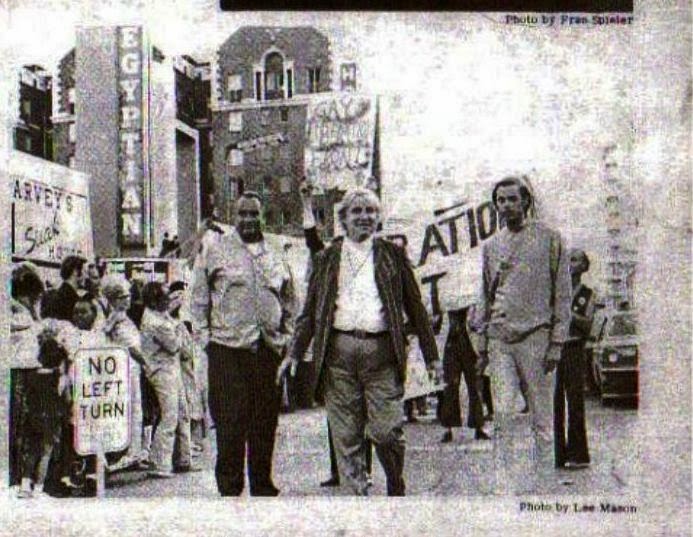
top-left (9, 175), bottom-right (596, 498)
top-left (10, 256), bottom-right (208, 498)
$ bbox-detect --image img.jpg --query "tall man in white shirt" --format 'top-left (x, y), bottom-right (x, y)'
top-left (280, 187), bottom-right (440, 496)
top-left (192, 192), bottom-right (295, 496)
top-left (477, 177), bottom-right (572, 494)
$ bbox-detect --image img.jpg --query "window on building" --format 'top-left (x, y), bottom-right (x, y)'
top-left (286, 69), bottom-right (293, 98)
top-left (264, 52), bottom-right (284, 101)
top-left (308, 67), bottom-right (321, 93)
top-left (228, 112), bottom-right (242, 132)
top-left (279, 143), bottom-right (290, 160)
top-left (24, 137), bottom-right (32, 152)
top-left (263, 175), bottom-right (272, 193)
top-left (68, 88), bottom-right (76, 115)
top-left (255, 72), bottom-right (262, 101)
top-left (228, 148), bottom-right (243, 167)
top-left (280, 108), bottom-right (289, 122)
top-left (68, 122), bottom-right (76, 143)
top-left (315, 207), bottom-right (325, 224)
top-left (21, 99), bottom-right (31, 119)
top-left (227, 74), bottom-right (242, 102)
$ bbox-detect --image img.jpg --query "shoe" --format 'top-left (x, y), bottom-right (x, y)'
top-left (174, 464), bottom-right (203, 473)
top-left (16, 488), bottom-right (33, 499)
top-left (519, 405), bottom-right (529, 415)
top-left (484, 413), bottom-right (494, 422)
top-left (60, 476), bottom-right (83, 489)
top-left (252, 485), bottom-right (280, 497)
top-left (440, 431), bottom-right (453, 443)
top-left (366, 474), bottom-right (373, 488)
top-left (320, 476), bottom-right (340, 487)
top-left (565, 461), bottom-right (590, 470)
top-left (107, 456), bottom-right (140, 473)
top-left (148, 470), bottom-right (175, 479)
top-left (474, 429), bottom-right (491, 441)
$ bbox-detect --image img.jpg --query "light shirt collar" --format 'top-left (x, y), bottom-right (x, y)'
top-left (343, 236), bottom-right (374, 254)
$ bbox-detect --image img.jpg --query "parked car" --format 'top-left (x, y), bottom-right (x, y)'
top-left (589, 310), bottom-right (638, 406)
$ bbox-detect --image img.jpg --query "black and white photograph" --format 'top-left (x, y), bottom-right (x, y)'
top-left (1, 0), bottom-right (690, 535)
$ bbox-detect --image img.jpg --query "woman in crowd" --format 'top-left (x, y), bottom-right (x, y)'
top-left (169, 280), bottom-right (207, 458)
top-left (140, 281), bottom-right (195, 477)
top-left (101, 274), bottom-right (148, 471)
top-left (10, 263), bottom-right (46, 490)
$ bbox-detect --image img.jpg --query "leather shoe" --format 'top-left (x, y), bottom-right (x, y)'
top-left (320, 476), bottom-right (340, 487)
top-left (440, 430), bottom-right (453, 443)
top-left (474, 429), bottom-right (491, 441)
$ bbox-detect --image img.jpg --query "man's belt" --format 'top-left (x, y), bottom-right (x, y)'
top-left (333, 329), bottom-right (388, 340)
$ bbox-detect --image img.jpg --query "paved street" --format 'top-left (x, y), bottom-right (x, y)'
top-left (106, 395), bottom-right (639, 498)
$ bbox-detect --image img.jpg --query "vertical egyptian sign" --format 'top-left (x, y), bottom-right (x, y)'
top-left (72, 347), bottom-right (131, 456)
top-left (304, 93), bottom-right (376, 191)
top-left (117, 26), bottom-right (145, 247)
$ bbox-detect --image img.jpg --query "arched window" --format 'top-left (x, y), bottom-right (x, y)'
top-left (264, 52), bottom-right (284, 100)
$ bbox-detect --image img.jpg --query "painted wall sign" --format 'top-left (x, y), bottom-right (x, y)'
top-left (10, 151), bottom-right (93, 266)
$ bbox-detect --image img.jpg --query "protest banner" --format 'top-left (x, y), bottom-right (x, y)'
top-left (304, 92), bottom-right (377, 191)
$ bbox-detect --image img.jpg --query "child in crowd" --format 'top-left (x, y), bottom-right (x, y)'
top-left (17, 338), bottom-right (69, 499)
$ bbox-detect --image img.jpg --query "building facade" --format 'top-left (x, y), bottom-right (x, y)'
top-left (174, 55), bottom-right (214, 222)
top-left (211, 26), bottom-right (342, 237)
top-left (14, 65), bottom-right (53, 161)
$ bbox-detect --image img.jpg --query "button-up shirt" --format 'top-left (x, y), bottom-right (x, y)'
top-left (140, 308), bottom-right (181, 373)
top-left (191, 229), bottom-right (295, 355)
top-left (333, 237), bottom-right (387, 333)
top-left (480, 220), bottom-right (571, 345)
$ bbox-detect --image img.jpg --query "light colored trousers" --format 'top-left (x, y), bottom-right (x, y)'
top-left (148, 362), bottom-right (191, 472)
top-left (489, 328), bottom-right (554, 494)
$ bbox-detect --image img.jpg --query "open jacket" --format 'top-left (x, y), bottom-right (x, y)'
top-left (290, 237), bottom-right (439, 402)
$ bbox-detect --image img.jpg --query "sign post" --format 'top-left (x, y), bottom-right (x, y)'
top-left (71, 347), bottom-right (131, 497)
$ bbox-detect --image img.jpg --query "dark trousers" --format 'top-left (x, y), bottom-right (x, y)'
top-left (554, 341), bottom-right (590, 467)
top-left (327, 418), bottom-right (372, 479)
top-left (439, 319), bottom-right (486, 430)
top-left (9, 369), bottom-right (31, 486)
top-left (207, 340), bottom-right (281, 496)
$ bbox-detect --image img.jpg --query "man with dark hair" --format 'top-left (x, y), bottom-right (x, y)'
top-left (280, 187), bottom-right (440, 496)
top-left (554, 249), bottom-right (594, 470)
top-left (42, 255), bottom-right (87, 321)
top-left (477, 176), bottom-right (571, 494)
top-left (191, 191), bottom-right (295, 496)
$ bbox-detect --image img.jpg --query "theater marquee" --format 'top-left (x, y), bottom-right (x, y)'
top-left (117, 26), bottom-right (146, 247)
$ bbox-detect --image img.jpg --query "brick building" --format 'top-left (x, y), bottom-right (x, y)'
top-left (211, 26), bottom-right (345, 238)
top-left (14, 65), bottom-right (53, 161)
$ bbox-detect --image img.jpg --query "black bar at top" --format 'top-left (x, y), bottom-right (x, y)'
top-left (219, 0), bottom-right (632, 12)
